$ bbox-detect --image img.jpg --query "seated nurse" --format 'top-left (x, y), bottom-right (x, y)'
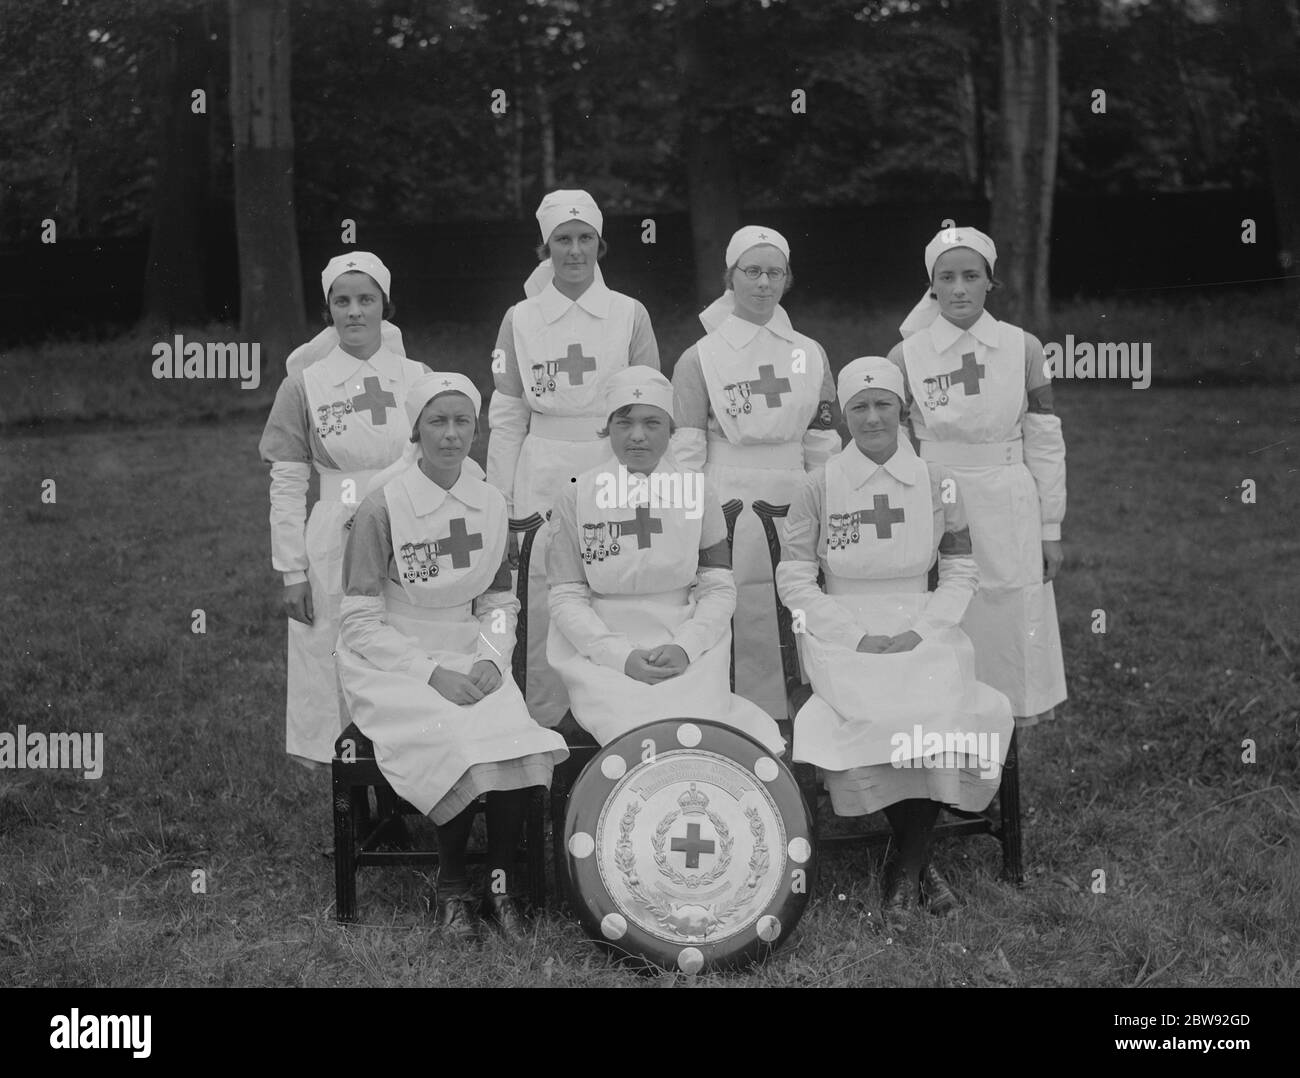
top-left (546, 366), bottom-right (785, 755)
top-left (775, 356), bottom-right (1013, 927)
top-left (336, 371), bottom-right (568, 942)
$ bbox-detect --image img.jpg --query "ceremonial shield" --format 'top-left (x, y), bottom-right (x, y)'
top-left (563, 720), bottom-right (813, 974)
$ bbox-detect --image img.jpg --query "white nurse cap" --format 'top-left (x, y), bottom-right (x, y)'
top-left (536, 189), bottom-right (604, 243)
top-left (405, 370), bottom-right (483, 430)
top-left (837, 355), bottom-right (906, 413)
top-left (603, 366), bottom-right (674, 420)
top-left (321, 251), bottom-right (392, 302)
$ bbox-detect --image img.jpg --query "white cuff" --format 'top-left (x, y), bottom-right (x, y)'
top-left (487, 390), bottom-right (531, 514)
top-left (269, 461), bottom-right (311, 574)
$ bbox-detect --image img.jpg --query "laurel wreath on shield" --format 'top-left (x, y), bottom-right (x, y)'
top-left (712, 807), bottom-right (770, 922)
top-left (650, 807), bottom-right (733, 889)
top-left (614, 802), bottom-right (674, 922)
top-left (614, 801), bottom-right (772, 935)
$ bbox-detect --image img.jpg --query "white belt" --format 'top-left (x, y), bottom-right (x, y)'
top-left (318, 467), bottom-right (381, 504)
top-left (707, 437), bottom-right (803, 471)
top-left (824, 572), bottom-right (926, 595)
top-left (529, 413), bottom-right (604, 442)
top-left (591, 586), bottom-right (691, 607)
top-left (919, 439), bottom-right (1023, 467)
top-left (382, 581), bottom-right (473, 620)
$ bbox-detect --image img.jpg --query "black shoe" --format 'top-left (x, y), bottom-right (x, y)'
top-left (435, 892), bottom-right (479, 942)
top-left (483, 894), bottom-right (528, 942)
top-left (920, 862), bottom-right (959, 917)
top-left (881, 862), bottom-right (920, 931)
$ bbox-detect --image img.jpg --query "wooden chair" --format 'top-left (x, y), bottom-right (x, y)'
top-left (750, 500), bottom-right (1024, 883)
top-left (331, 513), bottom-right (549, 924)
top-left (548, 498), bottom-right (746, 879)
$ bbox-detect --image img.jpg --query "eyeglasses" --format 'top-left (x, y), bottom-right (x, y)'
top-left (736, 266), bottom-right (787, 281)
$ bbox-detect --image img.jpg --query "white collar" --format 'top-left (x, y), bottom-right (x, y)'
top-left (838, 438), bottom-right (923, 490)
top-left (316, 344), bottom-right (403, 386)
top-left (928, 310), bottom-right (1000, 354)
top-left (401, 462), bottom-right (489, 517)
top-left (537, 277), bottom-right (612, 323)
top-left (716, 305), bottom-right (797, 350)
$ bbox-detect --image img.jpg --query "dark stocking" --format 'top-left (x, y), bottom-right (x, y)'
top-left (883, 799), bottom-right (940, 883)
top-left (434, 802), bottom-right (476, 893)
top-left (484, 788), bottom-right (532, 896)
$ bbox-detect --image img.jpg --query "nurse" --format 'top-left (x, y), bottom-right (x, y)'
top-left (337, 371), bottom-right (568, 940)
top-left (486, 190), bottom-right (660, 729)
top-left (776, 356), bottom-right (1013, 925)
top-left (670, 226), bottom-right (841, 722)
top-left (259, 253), bottom-right (430, 766)
top-left (888, 227), bottom-right (1067, 726)
top-left (547, 367), bottom-right (785, 755)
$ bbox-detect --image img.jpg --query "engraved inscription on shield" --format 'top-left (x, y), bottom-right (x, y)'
top-left (594, 749), bottom-right (788, 945)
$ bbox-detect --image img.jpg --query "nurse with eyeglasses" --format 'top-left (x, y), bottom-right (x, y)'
top-left (668, 226), bottom-right (842, 723)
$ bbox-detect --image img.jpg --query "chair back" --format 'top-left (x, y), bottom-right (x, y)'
top-left (750, 501), bottom-right (808, 710)
top-left (509, 513), bottom-right (546, 696)
top-left (720, 498), bottom-right (743, 690)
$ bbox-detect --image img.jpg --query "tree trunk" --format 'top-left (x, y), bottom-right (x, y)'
top-left (1242, 0), bottom-right (1300, 299)
top-left (960, 47), bottom-right (982, 197)
top-left (536, 82), bottom-right (556, 193)
top-left (229, 0), bottom-right (305, 371)
top-left (143, 8), bottom-right (211, 329)
top-left (989, 0), bottom-right (1058, 329)
top-left (59, 104), bottom-right (81, 239)
top-left (679, 6), bottom-right (742, 308)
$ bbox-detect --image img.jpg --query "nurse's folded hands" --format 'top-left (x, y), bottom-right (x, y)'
top-left (856, 634), bottom-right (893, 654)
top-left (882, 631), bottom-right (921, 654)
top-left (624, 647), bottom-right (687, 684)
top-left (644, 645), bottom-right (689, 677)
top-left (282, 581), bottom-right (314, 625)
top-left (469, 659), bottom-right (503, 694)
top-left (856, 632), bottom-right (920, 654)
top-left (428, 666), bottom-right (487, 705)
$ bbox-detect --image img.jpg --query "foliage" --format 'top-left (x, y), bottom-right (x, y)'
top-left (0, 0), bottom-right (1281, 245)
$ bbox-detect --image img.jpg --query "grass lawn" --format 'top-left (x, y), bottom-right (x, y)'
top-left (2, 291), bottom-right (1296, 431)
top-left (1, 348), bottom-right (1298, 985)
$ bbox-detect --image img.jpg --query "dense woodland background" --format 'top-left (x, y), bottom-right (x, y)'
top-left (2, 0), bottom-right (1298, 359)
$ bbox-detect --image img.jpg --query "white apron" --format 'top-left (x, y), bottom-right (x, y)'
top-left (289, 346), bottom-right (424, 762)
top-left (336, 466), bottom-right (567, 822)
top-left (509, 287), bottom-right (636, 726)
top-left (697, 317), bottom-right (826, 720)
top-left (793, 450), bottom-right (1012, 780)
top-left (902, 322), bottom-right (1066, 717)
top-left (547, 466), bottom-right (784, 754)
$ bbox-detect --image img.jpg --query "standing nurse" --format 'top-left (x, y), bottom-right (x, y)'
top-left (486, 190), bottom-right (660, 728)
top-left (259, 253), bottom-right (430, 765)
top-left (888, 227), bottom-right (1067, 724)
top-left (670, 226), bottom-right (841, 721)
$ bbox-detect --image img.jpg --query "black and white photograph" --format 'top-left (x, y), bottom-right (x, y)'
top-left (1, 0), bottom-right (1296, 1021)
